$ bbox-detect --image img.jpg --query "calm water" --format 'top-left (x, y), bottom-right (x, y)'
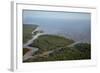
top-left (23, 10), bottom-right (91, 43)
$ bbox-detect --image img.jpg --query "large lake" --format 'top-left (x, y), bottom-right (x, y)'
top-left (23, 10), bottom-right (91, 43)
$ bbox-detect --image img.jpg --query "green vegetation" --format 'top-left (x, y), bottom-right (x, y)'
top-left (47, 43), bottom-right (91, 61)
top-left (23, 24), bottom-right (38, 43)
top-left (29, 34), bottom-right (74, 52)
top-left (24, 43), bottom-right (91, 62)
top-left (74, 43), bottom-right (91, 52)
top-left (73, 43), bottom-right (91, 59)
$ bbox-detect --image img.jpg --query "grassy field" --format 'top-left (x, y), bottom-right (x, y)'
top-left (23, 24), bottom-right (38, 44)
top-left (29, 34), bottom-right (74, 52)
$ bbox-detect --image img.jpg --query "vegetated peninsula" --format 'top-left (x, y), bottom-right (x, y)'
top-left (23, 24), bottom-right (38, 44)
top-left (23, 24), bottom-right (91, 62)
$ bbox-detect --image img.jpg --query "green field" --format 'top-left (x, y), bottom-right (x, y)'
top-left (29, 34), bottom-right (74, 52)
top-left (23, 24), bottom-right (38, 43)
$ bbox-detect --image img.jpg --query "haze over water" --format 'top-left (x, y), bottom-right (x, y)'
top-left (23, 10), bottom-right (91, 43)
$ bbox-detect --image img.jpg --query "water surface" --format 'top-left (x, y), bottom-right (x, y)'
top-left (23, 10), bottom-right (91, 43)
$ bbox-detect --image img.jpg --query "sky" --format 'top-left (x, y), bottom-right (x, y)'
top-left (23, 10), bottom-right (91, 24)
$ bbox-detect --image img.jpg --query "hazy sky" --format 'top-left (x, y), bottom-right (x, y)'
top-left (23, 10), bottom-right (91, 24)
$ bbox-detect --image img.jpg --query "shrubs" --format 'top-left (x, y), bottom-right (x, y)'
top-left (24, 34), bottom-right (91, 62)
top-left (74, 43), bottom-right (91, 52)
top-left (44, 44), bottom-right (91, 61)
top-left (74, 43), bottom-right (91, 59)
top-left (29, 34), bottom-right (74, 52)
